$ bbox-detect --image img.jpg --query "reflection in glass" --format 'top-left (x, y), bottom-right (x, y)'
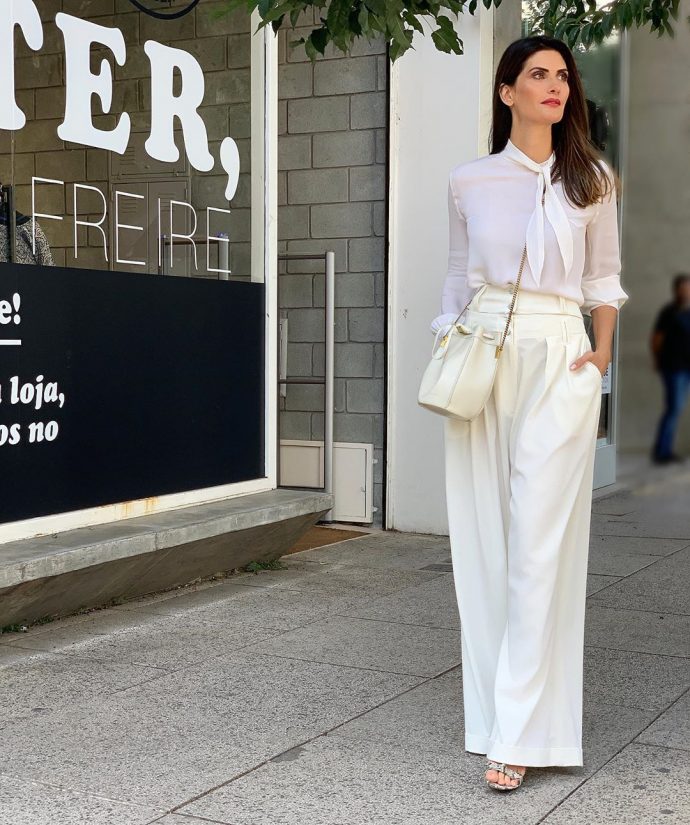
top-left (1, 0), bottom-right (252, 280)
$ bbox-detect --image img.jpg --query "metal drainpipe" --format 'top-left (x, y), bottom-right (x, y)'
top-left (323, 249), bottom-right (335, 521)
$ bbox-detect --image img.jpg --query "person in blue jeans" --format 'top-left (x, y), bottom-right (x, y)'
top-left (650, 273), bottom-right (690, 463)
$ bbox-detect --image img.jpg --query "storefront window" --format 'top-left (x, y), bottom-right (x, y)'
top-left (1, 0), bottom-right (254, 280)
top-left (0, 0), bottom-right (275, 539)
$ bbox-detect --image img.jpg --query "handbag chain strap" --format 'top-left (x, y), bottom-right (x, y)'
top-left (495, 241), bottom-right (528, 359)
top-left (446, 189), bottom-right (545, 360)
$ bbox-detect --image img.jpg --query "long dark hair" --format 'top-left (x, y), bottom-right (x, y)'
top-left (490, 35), bottom-right (620, 209)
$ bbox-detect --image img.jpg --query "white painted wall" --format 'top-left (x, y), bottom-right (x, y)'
top-left (386, 9), bottom-right (495, 534)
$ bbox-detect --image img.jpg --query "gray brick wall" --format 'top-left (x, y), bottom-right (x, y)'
top-left (277, 12), bottom-right (387, 526)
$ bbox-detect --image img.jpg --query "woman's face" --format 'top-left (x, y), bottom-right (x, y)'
top-left (500, 49), bottom-right (570, 125)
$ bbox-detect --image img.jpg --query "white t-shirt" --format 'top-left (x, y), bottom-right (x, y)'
top-left (430, 138), bottom-right (629, 334)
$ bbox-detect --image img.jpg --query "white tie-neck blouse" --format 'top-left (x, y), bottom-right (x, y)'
top-left (430, 139), bottom-right (629, 333)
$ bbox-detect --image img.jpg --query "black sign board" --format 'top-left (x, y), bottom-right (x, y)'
top-left (0, 263), bottom-right (265, 524)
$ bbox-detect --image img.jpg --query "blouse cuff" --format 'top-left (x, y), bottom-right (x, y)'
top-left (582, 298), bottom-right (625, 315)
top-left (581, 276), bottom-right (629, 316)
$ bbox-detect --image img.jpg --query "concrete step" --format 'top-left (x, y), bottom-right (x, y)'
top-left (0, 488), bottom-right (333, 628)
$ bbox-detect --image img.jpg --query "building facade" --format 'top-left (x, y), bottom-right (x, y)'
top-left (1, 0), bottom-right (668, 557)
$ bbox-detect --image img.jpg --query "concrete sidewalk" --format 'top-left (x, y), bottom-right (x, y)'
top-left (0, 470), bottom-right (688, 824)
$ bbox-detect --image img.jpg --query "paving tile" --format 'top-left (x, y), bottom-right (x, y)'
top-left (586, 574), bottom-right (621, 596)
top-left (586, 544), bottom-right (660, 576)
top-left (0, 606), bottom-right (171, 641)
top-left (328, 667), bottom-right (465, 750)
top-left (635, 691), bottom-right (690, 751)
top-left (583, 646), bottom-right (690, 710)
top-left (335, 574), bottom-right (460, 629)
top-left (227, 557), bottom-right (342, 588)
top-left (0, 610), bottom-right (98, 640)
top-left (0, 605), bottom-right (281, 669)
top-left (179, 731), bottom-right (591, 825)
top-left (589, 513), bottom-right (690, 540)
top-left (0, 774), bottom-right (162, 825)
top-left (152, 816), bottom-right (233, 825)
top-left (329, 667), bottom-right (655, 777)
top-left (589, 546), bottom-right (690, 614)
top-left (110, 577), bottom-right (253, 612)
top-left (584, 604), bottom-right (690, 658)
top-left (588, 533), bottom-right (688, 557)
top-left (0, 643), bottom-right (44, 666)
top-left (113, 578), bottom-right (389, 633)
top-left (591, 492), bottom-right (640, 516)
top-left (601, 468), bottom-right (690, 502)
top-left (290, 533), bottom-right (451, 570)
top-left (0, 650), bottom-right (421, 809)
top-left (0, 647), bottom-right (163, 729)
top-left (540, 743), bottom-right (690, 824)
top-left (580, 699), bottom-right (659, 773)
top-left (232, 560), bottom-right (444, 596)
top-left (247, 614), bottom-right (461, 677)
top-left (420, 562), bottom-right (454, 572)
top-left (0, 477), bottom-right (687, 823)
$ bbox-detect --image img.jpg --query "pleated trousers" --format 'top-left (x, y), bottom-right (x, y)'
top-left (443, 283), bottom-right (602, 767)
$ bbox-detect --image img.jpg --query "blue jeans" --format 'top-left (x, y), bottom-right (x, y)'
top-left (653, 369), bottom-right (690, 459)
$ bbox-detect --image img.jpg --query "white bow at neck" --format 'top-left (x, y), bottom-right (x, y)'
top-left (501, 138), bottom-right (573, 285)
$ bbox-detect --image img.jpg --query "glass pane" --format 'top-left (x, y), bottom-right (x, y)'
top-left (574, 36), bottom-right (622, 444)
top-left (2, 0), bottom-right (252, 281)
top-left (0, 0), bottom-right (267, 530)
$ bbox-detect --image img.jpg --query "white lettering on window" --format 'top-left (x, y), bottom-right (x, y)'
top-left (144, 40), bottom-right (214, 173)
top-left (31, 177), bottom-right (63, 256)
top-left (206, 207), bottom-right (231, 276)
top-left (114, 190), bottom-right (146, 267)
top-left (55, 13), bottom-right (131, 153)
top-left (169, 200), bottom-right (198, 270)
top-left (73, 184), bottom-right (108, 262)
top-left (0, 0), bottom-right (43, 130)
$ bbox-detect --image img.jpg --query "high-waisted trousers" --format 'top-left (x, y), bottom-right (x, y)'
top-left (444, 282), bottom-right (602, 767)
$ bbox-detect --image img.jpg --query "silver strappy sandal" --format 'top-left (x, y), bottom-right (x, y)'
top-left (485, 759), bottom-right (526, 791)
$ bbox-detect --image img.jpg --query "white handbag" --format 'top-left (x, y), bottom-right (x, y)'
top-left (417, 238), bottom-right (529, 421)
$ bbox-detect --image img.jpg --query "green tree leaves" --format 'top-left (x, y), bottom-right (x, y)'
top-left (217, 0), bottom-right (685, 61)
top-left (532, 0), bottom-right (683, 49)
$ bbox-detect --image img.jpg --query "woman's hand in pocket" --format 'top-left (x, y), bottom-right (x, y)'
top-left (569, 349), bottom-right (610, 377)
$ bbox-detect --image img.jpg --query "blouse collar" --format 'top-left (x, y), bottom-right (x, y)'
top-left (499, 138), bottom-right (573, 284)
top-left (503, 138), bottom-right (555, 169)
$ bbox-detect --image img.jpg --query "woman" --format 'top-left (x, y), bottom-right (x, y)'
top-left (429, 35), bottom-right (628, 791)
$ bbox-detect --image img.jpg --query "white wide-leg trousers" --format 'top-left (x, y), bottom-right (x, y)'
top-left (444, 283), bottom-right (602, 767)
